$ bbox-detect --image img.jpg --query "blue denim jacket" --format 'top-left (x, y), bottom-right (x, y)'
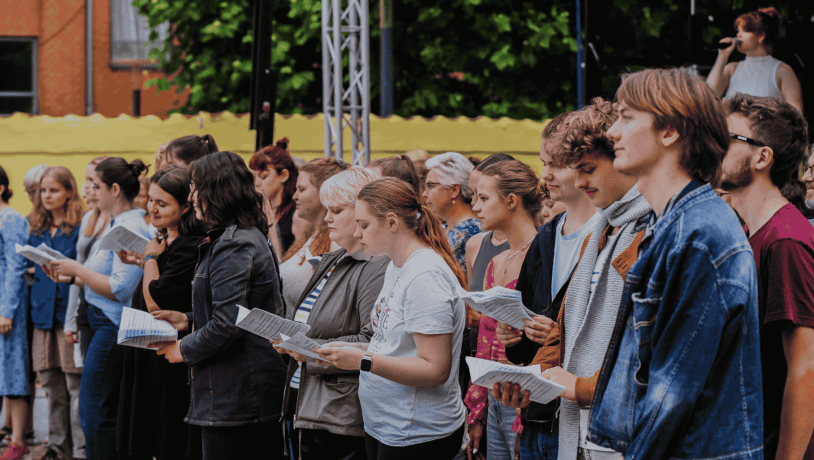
top-left (180, 225), bottom-right (287, 426)
top-left (28, 227), bottom-right (79, 329)
top-left (588, 184), bottom-right (764, 460)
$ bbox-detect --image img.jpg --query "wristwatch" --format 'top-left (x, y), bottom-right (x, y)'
top-left (360, 352), bottom-right (373, 372)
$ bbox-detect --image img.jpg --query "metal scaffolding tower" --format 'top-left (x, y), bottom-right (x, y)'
top-left (322, 0), bottom-right (370, 166)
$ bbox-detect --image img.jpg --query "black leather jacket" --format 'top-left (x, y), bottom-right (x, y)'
top-left (180, 225), bottom-right (287, 426)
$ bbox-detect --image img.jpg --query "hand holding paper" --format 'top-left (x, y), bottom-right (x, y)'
top-left (99, 226), bottom-right (151, 254)
top-left (459, 286), bottom-right (534, 330)
top-left (276, 333), bottom-right (329, 362)
top-left (466, 357), bottom-right (564, 404)
top-left (235, 305), bottom-right (310, 341)
top-left (118, 307), bottom-right (178, 349)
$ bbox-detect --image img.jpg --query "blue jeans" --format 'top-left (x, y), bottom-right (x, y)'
top-left (520, 422), bottom-right (558, 460)
top-left (486, 393), bottom-right (519, 460)
top-left (79, 305), bottom-right (125, 460)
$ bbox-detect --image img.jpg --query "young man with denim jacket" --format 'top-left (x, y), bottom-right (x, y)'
top-left (720, 94), bottom-right (814, 460)
top-left (584, 68), bottom-right (764, 460)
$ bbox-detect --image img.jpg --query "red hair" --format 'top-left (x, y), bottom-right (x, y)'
top-left (249, 137), bottom-right (298, 220)
top-left (357, 177), bottom-right (465, 287)
top-left (734, 7), bottom-right (785, 46)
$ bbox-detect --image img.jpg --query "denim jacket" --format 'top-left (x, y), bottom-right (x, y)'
top-left (179, 225), bottom-right (288, 426)
top-left (588, 184), bottom-right (764, 460)
top-left (28, 227), bottom-right (79, 329)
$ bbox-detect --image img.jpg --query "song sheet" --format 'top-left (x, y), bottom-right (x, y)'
top-left (99, 226), bottom-right (151, 254)
top-left (235, 305), bottom-right (310, 341)
top-left (15, 244), bottom-right (58, 266)
top-left (460, 286), bottom-right (535, 329)
top-left (277, 333), bottom-right (329, 362)
top-left (465, 357), bottom-right (565, 404)
top-left (36, 243), bottom-right (68, 260)
top-left (117, 307), bottom-right (178, 349)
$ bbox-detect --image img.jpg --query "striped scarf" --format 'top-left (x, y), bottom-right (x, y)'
top-left (558, 185), bottom-right (651, 460)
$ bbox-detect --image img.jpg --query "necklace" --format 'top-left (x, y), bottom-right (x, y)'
top-left (503, 234), bottom-right (535, 274)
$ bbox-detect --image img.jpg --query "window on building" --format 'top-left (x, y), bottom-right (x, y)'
top-left (0, 38), bottom-right (37, 115)
top-left (110, 0), bottom-right (169, 65)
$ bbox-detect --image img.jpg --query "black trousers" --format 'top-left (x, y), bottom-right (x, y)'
top-left (300, 429), bottom-right (366, 460)
top-left (201, 420), bottom-right (285, 460)
top-left (364, 424), bottom-right (465, 460)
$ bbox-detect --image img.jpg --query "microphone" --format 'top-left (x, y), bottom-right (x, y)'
top-left (705, 38), bottom-right (741, 51)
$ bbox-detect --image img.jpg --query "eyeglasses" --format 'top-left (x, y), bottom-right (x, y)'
top-left (729, 133), bottom-right (766, 148)
top-left (425, 182), bottom-right (447, 189)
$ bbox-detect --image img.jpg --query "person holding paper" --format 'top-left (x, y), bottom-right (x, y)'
top-left (463, 160), bottom-right (543, 460)
top-left (117, 166), bottom-right (205, 460)
top-left (495, 99), bottom-right (652, 460)
top-left (45, 158), bottom-right (153, 460)
top-left (315, 177), bottom-right (468, 460)
top-left (0, 166), bottom-right (33, 460)
top-left (493, 112), bottom-right (597, 460)
top-left (274, 167), bottom-right (388, 460)
top-left (64, 156), bottom-right (111, 360)
top-left (151, 151), bottom-right (287, 460)
top-left (27, 166), bottom-right (85, 460)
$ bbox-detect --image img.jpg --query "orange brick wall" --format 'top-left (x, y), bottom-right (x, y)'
top-left (0, 0), bottom-right (186, 117)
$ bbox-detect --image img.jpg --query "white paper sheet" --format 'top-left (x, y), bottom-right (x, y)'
top-left (15, 244), bottom-right (57, 266)
top-left (235, 305), bottom-right (310, 341)
top-left (465, 356), bottom-right (565, 404)
top-left (35, 243), bottom-right (69, 260)
top-left (277, 333), bottom-right (329, 362)
top-left (460, 286), bottom-right (534, 329)
top-left (99, 226), bottom-right (151, 254)
top-left (116, 307), bottom-right (178, 349)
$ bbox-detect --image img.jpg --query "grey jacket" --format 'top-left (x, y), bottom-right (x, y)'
top-left (281, 248), bottom-right (388, 437)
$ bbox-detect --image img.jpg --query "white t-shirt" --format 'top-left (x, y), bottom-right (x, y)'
top-left (358, 248), bottom-right (467, 446)
top-left (551, 211), bottom-right (600, 300)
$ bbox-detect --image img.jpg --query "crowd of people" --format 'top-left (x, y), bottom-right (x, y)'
top-left (0, 6), bottom-right (812, 460)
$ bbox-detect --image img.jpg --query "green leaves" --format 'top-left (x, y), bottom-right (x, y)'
top-left (137, 0), bottom-right (580, 120)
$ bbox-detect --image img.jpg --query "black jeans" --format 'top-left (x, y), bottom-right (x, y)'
top-left (201, 420), bottom-right (285, 460)
top-left (364, 424), bottom-right (465, 460)
top-left (300, 429), bottom-right (366, 460)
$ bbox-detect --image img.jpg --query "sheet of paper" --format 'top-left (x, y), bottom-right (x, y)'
top-left (36, 243), bottom-right (68, 260)
top-left (465, 357), bottom-right (565, 404)
top-left (276, 333), bottom-right (329, 362)
top-left (99, 225), bottom-right (151, 254)
top-left (117, 307), bottom-right (178, 349)
top-left (235, 305), bottom-right (310, 341)
top-left (460, 286), bottom-right (533, 329)
top-left (15, 244), bottom-right (57, 266)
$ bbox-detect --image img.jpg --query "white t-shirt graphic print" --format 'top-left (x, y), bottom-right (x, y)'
top-left (359, 248), bottom-right (467, 446)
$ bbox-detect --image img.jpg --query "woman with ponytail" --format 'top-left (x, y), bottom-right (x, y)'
top-left (156, 134), bottom-right (219, 170)
top-left (316, 177), bottom-right (467, 460)
top-left (464, 160), bottom-right (543, 460)
top-left (46, 158), bottom-right (154, 460)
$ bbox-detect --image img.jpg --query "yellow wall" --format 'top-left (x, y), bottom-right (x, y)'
top-left (0, 112), bottom-right (546, 215)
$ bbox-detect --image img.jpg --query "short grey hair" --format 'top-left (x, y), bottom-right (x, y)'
top-left (23, 164), bottom-right (49, 192)
top-left (320, 166), bottom-right (381, 209)
top-left (424, 152), bottom-right (474, 202)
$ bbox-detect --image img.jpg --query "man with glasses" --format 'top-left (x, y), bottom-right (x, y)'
top-left (802, 148), bottom-right (814, 225)
top-left (720, 93), bottom-right (814, 460)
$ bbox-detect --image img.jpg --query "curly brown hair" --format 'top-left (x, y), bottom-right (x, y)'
top-left (552, 97), bottom-right (618, 166)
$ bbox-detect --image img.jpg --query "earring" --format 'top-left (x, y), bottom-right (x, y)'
top-left (452, 198), bottom-right (456, 204)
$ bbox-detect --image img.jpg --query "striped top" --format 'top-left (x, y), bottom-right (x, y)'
top-left (289, 259), bottom-right (341, 389)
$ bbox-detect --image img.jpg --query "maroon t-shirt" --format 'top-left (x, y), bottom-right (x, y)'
top-left (749, 203), bottom-right (814, 459)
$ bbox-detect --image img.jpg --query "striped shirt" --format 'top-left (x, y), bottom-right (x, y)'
top-left (289, 259), bottom-right (341, 389)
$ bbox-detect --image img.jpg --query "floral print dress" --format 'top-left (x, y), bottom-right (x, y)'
top-left (446, 217), bottom-right (482, 278)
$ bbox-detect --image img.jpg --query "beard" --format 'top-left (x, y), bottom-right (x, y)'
top-left (718, 157), bottom-right (753, 192)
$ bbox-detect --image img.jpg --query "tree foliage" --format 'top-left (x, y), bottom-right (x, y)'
top-left (137, 0), bottom-right (578, 120)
